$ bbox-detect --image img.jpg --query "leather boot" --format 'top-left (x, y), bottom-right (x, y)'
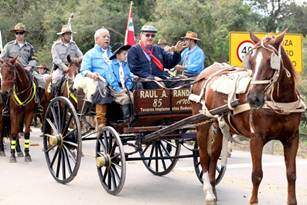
top-left (96, 104), bottom-right (107, 131)
top-left (34, 91), bottom-right (43, 114)
top-left (1, 92), bottom-right (10, 117)
top-left (121, 104), bottom-right (130, 122)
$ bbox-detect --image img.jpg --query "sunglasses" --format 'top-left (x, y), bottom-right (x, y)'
top-left (15, 32), bottom-right (25, 35)
top-left (145, 33), bottom-right (155, 38)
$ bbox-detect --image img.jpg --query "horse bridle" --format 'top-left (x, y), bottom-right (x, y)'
top-left (1, 62), bottom-right (33, 96)
top-left (243, 39), bottom-right (292, 95)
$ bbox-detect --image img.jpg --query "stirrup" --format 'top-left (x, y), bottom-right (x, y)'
top-left (2, 108), bottom-right (9, 117)
top-left (35, 105), bottom-right (44, 114)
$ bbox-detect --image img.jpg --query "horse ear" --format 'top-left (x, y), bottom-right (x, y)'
top-left (250, 32), bottom-right (260, 44)
top-left (274, 28), bottom-right (287, 48)
top-left (10, 56), bottom-right (18, 64)
top-left (67, 55), bottom-right (71, 64)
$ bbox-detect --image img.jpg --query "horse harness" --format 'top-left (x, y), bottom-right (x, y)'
top-left (1, 63), bottom-right (37, 107)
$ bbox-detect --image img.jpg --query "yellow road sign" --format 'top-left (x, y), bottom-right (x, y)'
top-left (229, 32), bottom-right (303, 73)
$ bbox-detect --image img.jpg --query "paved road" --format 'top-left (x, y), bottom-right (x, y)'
top-left (0, 127), bottom-right (307, 205)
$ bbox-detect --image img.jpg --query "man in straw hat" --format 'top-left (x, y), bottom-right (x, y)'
top-left (175, 31), bottom-right (205, 77)
top-left (127, 24), bottom-right (186, 89)
top-left (51, 24), bottom-right (83, 95)
top-left (0, 22), bottom-right (43, 116)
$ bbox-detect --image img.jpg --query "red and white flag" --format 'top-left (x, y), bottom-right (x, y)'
top-left (124, 1), bottom-right (136, 46)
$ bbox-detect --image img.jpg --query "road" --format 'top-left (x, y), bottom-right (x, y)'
top-left (0, 127), bottom-right (307, 205)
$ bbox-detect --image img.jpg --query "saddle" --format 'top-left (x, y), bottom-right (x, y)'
top-left (210, 70), bottom-right (251, 95)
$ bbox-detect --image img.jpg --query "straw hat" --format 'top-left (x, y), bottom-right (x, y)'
top-left (57, 25), bottom-right (75, 35)
top-left (140, 25), bottom-right (157, 33)
top-left (10, 23), bottom-right (27, 33)
top-left (181, 31), bottom-right (200, 41)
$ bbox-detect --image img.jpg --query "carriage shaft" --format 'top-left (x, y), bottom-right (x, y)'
top-left (142, 100), bottom-right (239, 144)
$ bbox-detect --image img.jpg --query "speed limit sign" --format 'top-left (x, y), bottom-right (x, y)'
top-left (236, 40), bottom-right (254, 62)
top-left (229, 31), bottom-right (303, 73)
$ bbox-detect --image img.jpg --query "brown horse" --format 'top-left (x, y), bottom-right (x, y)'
top-left (41, 55), bottom-right (81, 115)
top-left (191, 30), bottom-right (305, 204)
top-left (0, 58), bottom-right (37, 162)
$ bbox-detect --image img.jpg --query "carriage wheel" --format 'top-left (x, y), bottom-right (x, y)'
top-left (193, 142), bottom-right (226, 185)
top-left (139, 139), bottom-right (181, 176)
top-left (96, 126), bottom-right (126, 195)
top-left (42, 96), bottom-right (82, 184)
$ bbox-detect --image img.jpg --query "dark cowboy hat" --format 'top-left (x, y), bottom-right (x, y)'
top-left (109, 43), bottom-right (131, 60)
top-left (10, 23), bottom-right (27, 33)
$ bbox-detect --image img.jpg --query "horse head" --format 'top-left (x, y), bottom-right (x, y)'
top-left (245, 29), bottom-right (294, 109)
top-left (66, 55), bottom-right (82, 79)
top-left (0, 57), bottom-right (19, 92)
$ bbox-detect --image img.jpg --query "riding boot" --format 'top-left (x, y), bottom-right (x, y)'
top-left (96, 104), bottom-right (107, 131)
top-left (1, 92), bottom-right (10, 117)
top-left (121, 104), bottom-right (130, 122)
top-left (34, 91), bottom-right (43, 114)
top-left (51, 83), bottom-right (58, 97)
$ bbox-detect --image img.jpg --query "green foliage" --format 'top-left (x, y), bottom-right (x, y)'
top-left (0, 0), bottom-right (306, 69)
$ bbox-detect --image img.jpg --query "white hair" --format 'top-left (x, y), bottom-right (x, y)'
top-left (94, 27), bottom-right (109, 41)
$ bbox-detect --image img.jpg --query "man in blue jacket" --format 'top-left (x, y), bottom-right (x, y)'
top-left (78, 27), bottom-right (113, 129)
top-left (127, 25), bottom-right (185, 88)
top-left (175, 31), bottom-right (205, 77)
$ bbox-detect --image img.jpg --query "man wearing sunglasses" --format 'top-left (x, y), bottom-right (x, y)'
top-left (127, 25), bottom-right (185, 89)
top-left (0, 23), bottom-right (42, 116)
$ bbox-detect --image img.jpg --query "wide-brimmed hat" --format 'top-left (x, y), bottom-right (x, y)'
top-left (37, 64), bottom-right (48, 70)
top-left (10, 23), bottom-right (27, 33)
top-left (57, 25), bottom-right (75, 35)
top-left (109, 43), bottom-right (131, 60)
top-left (140, 25), bottom-right (157, 33)
top-left (181, 31), bottom-right (200, 41)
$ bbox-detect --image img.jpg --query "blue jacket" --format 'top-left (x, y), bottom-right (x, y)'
top-left (80, 44), bottom-right (113, 77)
top-left (108, 60), bottom-right (134, 93)
top-left (181, 45), bottom-right (205, 77)
top-left (127, 44), bottom-right (181, 79)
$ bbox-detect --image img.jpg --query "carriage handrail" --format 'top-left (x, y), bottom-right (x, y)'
top-left (142, 99), bottom-right (240, 144)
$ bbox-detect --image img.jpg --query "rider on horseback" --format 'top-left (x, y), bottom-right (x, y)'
top-left (51, 25), bottom-right (83, 96)
top-left (0, 23), bottom-right (43, 116)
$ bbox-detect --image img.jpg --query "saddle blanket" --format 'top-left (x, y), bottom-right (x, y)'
top-left (210, 70), bottom-right (251, 95)
top-left (73, 74), bottom-right (97, 102)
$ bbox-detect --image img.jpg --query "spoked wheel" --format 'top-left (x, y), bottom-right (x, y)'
top-left (43, 96), bottom-right (82, 184)
top-left (139, 139), bottom-right (181, 176)
top-left (96, 126), bottom-right (126, 195)
top-left (193, 142), bottom-right (226, 185)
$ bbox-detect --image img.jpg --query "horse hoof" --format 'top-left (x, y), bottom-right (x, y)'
top-left (206, 201), bottom-right (217, 205)
top-left (25, 155), bottom-right (32, 162)
top-left (17, 152), bottom-right (24, 157)
top-left (9, 156), bottom-right (17, 163)
top-left (205, 193), bottom-right (217, 203)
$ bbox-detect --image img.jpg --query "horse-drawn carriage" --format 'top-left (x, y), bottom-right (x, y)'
top-left (42, 78), bottom-right (229, 195)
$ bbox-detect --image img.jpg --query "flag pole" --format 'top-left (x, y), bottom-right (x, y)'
top-left (67, 13), bottom-right (74, 41)
top-left (124, 1), bottom-right (134, 45)
top-left (0, 30), bottom-right (3, 53)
